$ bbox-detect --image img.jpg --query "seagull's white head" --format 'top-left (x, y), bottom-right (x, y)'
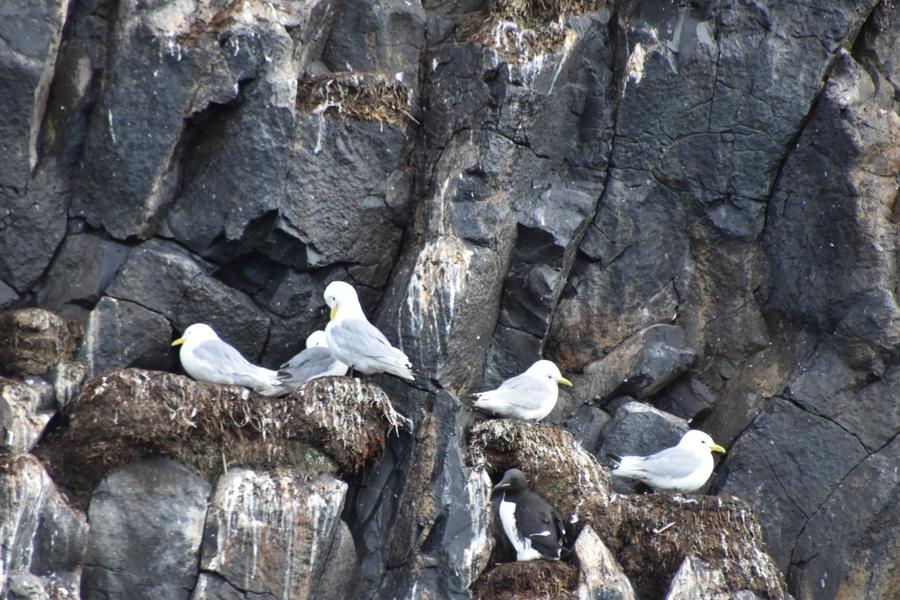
top-left (524, 359), bottom-right (573, 387)
top-left (680, 430), bottom-right (727, 454)
top-left (323, 281), bottom-right (364, 321)
top-left (172, 323), bottom-right (219, 347)
top-left (306, 330), bottom-right (329, 348)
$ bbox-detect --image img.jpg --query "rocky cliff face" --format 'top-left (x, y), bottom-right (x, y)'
top-left (1, 0), bottom-right (898, 599)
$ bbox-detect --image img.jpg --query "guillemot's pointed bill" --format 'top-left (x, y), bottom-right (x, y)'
top-left (473, 360), bottom-right (572, 422)
top-left (323, 281), bottom-right (415, 381)
top-left (172, 323), bottom-right (283, 396)
top-left (492, 468), bottom-right (565, 561)
top-left (610, 429), bottom-right (726, 492)
top-left (278, 330), bottom-right (349, 388)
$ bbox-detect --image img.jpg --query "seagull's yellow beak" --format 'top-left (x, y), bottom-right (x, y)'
top-left (711, 444), bottom-right (726, 454)
top-left (171, 337), bottom-right (185, 347)
top-left (330, 306), bottom-right (337, 321)
top-left (557, 377), bottom-right (573, 387)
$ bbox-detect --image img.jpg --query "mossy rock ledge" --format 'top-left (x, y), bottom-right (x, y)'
top-left (36, 368), bottom-right (405, 502)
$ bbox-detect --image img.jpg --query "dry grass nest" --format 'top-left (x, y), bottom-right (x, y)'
top-left (471, 560), bottom-right (579, 600)
top-left (589, 494), bottom-right (790, 599)
top-left (455, 0), bottom-right (605, 61)
top-left (35, 369), bottom-right (406, 505)
top-left (296, 72), bottom-right (416, 127)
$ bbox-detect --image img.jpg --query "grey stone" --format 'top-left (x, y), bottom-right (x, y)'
top-left (195, 470), bottom-right (347, 600)
top-left (765, 51), bottom-right (900, 362)
top-left (79, 296), bottom-right (174, 378)
top-left (573, 525), bottom-right (636, 600)
top-left (0, 280), bottom-right (17, 309)
top-left (651, 376), bottom-right (716, 424)
top-left (7, 572), bottom-right (47, 600)
top-left (0, 0), bottom-right (71, 189)
top-left (36, 233), bottom-right (129, 316)
top-left (0, 378), bottom-right (54, 453)
top-left (0, 165), bottom-right (69, 292)
top-left (789, 433), bottom-right (900, 600)
top-left (106, 240), bottom-right (270, 360)
top-left (81, 457), bottom-right (211, 600)
top-left (579, 325), bottom-right (697, 405)
top-left (0, 455), bottom-right (88, 598)
top-left (664, 556), bottom-right (768, 600)
top-left (713, 399), bottom-right (869, 573)
top-left (311, 520), bottom-right (362, 600)
top-left (321, 0), bottom-right (426, 102)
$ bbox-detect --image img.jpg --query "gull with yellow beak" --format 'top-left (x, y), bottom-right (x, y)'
top-left (323, 281), bottom-right (415, 381)
top-left (171, 323), bottom-right (284, 396)
top-left (474, 359), bottom-right (572, 421)
top-left (608, 429), bottom-right (727, 492)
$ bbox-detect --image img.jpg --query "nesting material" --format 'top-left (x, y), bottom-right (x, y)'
top-left (588, 494), bottom-right (790, 599)
top-left (471, 560), bottom-right (579, 600)
top-left (296, 72), bottom-right (414, 127)
top-left (36, 369), bottom-right (404, 503)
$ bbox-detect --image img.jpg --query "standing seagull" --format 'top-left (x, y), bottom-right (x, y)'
top-left (474, 360), bottom-right (572, 421)
top-left (492, 469), bottom-right (565, 561)
top-left (324, 281), bottom-right (414, 381)
top-left (608, 430), bottom-right (726, 492)
top-left (171, 323), bottom-right (283, 396)
top-left (278, 330), bottom-right (349, 388)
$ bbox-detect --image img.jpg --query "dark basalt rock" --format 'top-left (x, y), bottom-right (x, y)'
top-left (36, 233), bottom-right (130, 317)
top-left (81, 457), bottom-right (210, 600)
top-left (712, 399), bottom-right (868, 573)
top-left (79, 296), bottom-right (175, 377)
top-left (579, 325), bottom-right (697, 405)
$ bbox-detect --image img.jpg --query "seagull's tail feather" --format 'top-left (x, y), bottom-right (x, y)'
top-left (606, 453), bottom-right (623, 468)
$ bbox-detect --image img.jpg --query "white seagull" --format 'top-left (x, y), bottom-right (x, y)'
top-left (278, 330), bottom-right (349, 387)
top-left (474, 360), bottom-right (572, 421)
top-left (608, 429), bottom-right (727, 492)
top-left (323, 281), bottom-right (414, 381)
top-left (171, 323), bottom-right (283, 396)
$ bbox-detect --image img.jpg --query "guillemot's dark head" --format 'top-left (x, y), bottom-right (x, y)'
top-left (492, 468), bottom-right (528, 495)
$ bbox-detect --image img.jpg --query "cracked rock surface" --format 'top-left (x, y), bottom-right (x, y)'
top-left (1, 0), bottom-right (899, 598)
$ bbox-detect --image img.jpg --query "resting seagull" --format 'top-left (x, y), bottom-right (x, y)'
top-left (171, 323), bottom-right (283, 396)
top-left (492, 468), bottom-right (565, 561)
top-left (278, 331), bottom-right (349, 387)
top-left (474, 360), bottom-right (572, 421)
top-left (324, 281), bottom-right (414, 381)
top-left (608, 429), bottom-right (726, 492)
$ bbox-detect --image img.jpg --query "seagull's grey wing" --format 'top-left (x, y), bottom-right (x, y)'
top-left (330, 319), bottom-right (408, 363)
top-left (192, 340), bottom-right (259, 377)
top-left (280, 347), bottom-right (338, 384)
top-left (628, 446), bottom-right (701, 479)
top-left (478, 375), bottom-right (550, 410)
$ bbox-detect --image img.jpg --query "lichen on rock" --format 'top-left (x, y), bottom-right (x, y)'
top-left (36, 369), bottom-right (405, 502)
top-left (296, 72), bottom-right (415, 127)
